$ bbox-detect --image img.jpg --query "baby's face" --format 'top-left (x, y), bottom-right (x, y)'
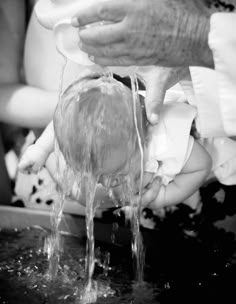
top-left (96, 94), bottom-right (146, 190)
top-left (98, 146), bottom-right (142, 189)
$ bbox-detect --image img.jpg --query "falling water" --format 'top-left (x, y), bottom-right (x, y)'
top-left (49, 67), bottom-right (145, 301)
top-left (79, 174), bottom-right (98, 304)
top-left (130, 74), bottom-right (145, 284)
top-left (80, 72), bottom-right (117, 303)
top-left (45, 57), bottom-right (68, 280)
top-left (46, 188), bottom-right (65, 280)
top-left (45, 143), bottom-right (70, 280)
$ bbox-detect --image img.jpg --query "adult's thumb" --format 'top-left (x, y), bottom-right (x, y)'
top-left (145, 73), bottom-right (166, 125)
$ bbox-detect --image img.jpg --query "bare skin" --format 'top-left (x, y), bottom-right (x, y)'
top-left (70, 0), bottom-right (236, 125)
top-left (70, 0), bottom-right (218, 125)
top-left (72, 0), bottom-right (214, 68)
top-left (0, 0), bottom-right (59, 128)
top-left (136, 66), bottom-right (190, 124)
top-left (0, 1), bottom-right (25, 84)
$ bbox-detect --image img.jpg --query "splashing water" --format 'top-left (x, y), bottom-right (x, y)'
top-left (79, 174), bottom-right (98, 304)
top-left (50, 66), bottom-right (146, 302)
top-left (75, 71), bottom-right (145, 301)
top-left (46, 191), bottom-right (66, 280)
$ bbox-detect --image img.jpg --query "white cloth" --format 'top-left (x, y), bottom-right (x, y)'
top-left (183, 13), bottom-right (236, 138)
top-left (144, 103), bottom-right (196, 185)
top-left (166, 83), bottom-right (236, 186)
top-left (180, 13), bottom-right (236, 138)
top-left (166, 13), bottom-right (236, 185)
top-left (201, 137), bottom-right (236, 185)
top-left (181, 67), bottom-right (226, 138)
top-left (208, 13), bottom-right (236, 137)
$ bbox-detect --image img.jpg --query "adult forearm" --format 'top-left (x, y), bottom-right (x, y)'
top-left (194, 0), bottom-right (236, 67)
top-left (35, 121), bottom-right (55, 155)
top-left (156, 0), bottom-right (236, 67)
top-left (75, 0), bottom-right (235, 68)
top-left (160, 0), bottom-right (213, 67)
top-left (0, 84), bottom-right (58, 128)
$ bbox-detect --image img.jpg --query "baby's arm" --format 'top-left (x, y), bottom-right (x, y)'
top-left (143, 140), bottom-right (212, 210)
top-left (18, 121), bottom-right (55, 173)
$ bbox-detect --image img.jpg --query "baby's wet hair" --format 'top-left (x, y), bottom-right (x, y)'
top-left (54, 72), bottom-right (144, 178)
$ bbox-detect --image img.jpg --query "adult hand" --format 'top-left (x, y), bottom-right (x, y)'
top-left (137, 66), bottom-right (189, 124)
top-left (72, 0), bottom-right (213, 68)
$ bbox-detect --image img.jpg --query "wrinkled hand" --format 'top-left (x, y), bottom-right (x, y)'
top-left (72, 0), bottom-right (213, 67)
top-left (137, 66), bottom-right (189, 124)
top-left (18, 144), bottom-right (49, 173)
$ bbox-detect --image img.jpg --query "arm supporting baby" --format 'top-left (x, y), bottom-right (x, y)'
top-left (0, 85), bottom-right (58, 128)
top-left (18, 121), bottom-right (55, 173)
top-left (142, 140), bottom-right (212, 210)
top-left (18, 119), bottom-right (115, 207)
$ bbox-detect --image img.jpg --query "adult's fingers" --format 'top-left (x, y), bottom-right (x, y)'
top-left (89, 53), bottom-right (155, 66)
top-left (72, 1), bottom-right (126, 27)
top-left (79, 22), bottom-right (125, 46)
top-left (89, 55), bottom-right (140, 67)
top-left (138, 67), bottom-right (189, 125)
top-left (144, 71), bottom-right (165, 125)
top-left (81, 41), bottom-right (130, 60)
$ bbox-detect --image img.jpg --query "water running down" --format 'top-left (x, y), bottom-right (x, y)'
top-left (48, 66), bottom-right (146, 302)
top-left (80, 175), bottom-right (98, 304)
top-left (130, 74), bottom-right (145, 284)
top-left (46, 57), bottom-right (68, 280)
top-left (80, 72), bottom-right (146, 303)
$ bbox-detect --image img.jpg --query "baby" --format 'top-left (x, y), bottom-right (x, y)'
top-left (19, 71), bottom-right (212, 210)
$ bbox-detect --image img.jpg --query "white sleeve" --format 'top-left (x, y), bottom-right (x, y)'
top-left (208, 13), bottom-right (236, 137)
top-left (145, 103), bottom-right (196, 185)
top-left (188, 67), bottom-right (226, 138)
top-left (202, 137), bottom-right (236, 185)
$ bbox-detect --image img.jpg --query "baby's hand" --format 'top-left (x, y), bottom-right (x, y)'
top-left (139, 176), bottom-right (162, 209)
top-left (18, 144), bottom-right (49, 174)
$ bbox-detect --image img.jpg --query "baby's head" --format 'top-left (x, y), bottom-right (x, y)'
top-left (54, 71), bottom-right (146, 186)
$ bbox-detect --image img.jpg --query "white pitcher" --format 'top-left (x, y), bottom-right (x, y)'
top-left (34, 0), bottom-right (137, 75)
